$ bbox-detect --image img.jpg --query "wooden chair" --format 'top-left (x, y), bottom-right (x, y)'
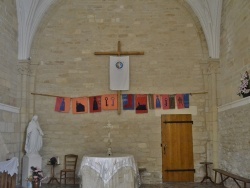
top-left (60, 154), bottom-right (78, 184)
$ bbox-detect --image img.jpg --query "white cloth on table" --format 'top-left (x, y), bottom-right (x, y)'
top-left (0, 157), bottom-right (19, 176)
top-left (78, 154), bottom-right (140, 188)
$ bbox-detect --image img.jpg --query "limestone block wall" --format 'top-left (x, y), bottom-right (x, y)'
top-left (219, 0), bottom-right (250, 105)
top-left (31, 0), bottom-right (209, 183)
top-left (0, 1), bottom-right (20, 159)
top-left (0, 1), bottom-right (18, 106)
top-left (218, 1), bottom-right (250, 187)
top-left (0, 0), bottom-right (22, 183)
top-left (218, 101), bottom-right (250, 188)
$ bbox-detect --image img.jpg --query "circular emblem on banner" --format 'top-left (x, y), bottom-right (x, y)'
top-left (115, 61), bottom-right (123, 69)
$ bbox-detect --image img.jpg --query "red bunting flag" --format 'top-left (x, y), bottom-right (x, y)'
top-left (55, 97), bottom-right (70, 113)
top-left (161, 95), bottom-right (170, 110)
top-left (122, 94), bottom-right (135, 110)
top-left (176, 94), bottom-right (184, 109)
top-left (89, 96), bottom-right (102, 113)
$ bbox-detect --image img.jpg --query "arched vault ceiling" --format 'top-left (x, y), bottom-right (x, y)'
top-left (16, 0), bottom-right (57, 60)
top-left (16, 0), bottom-right (222, 61)
top-left (186, 0), bottom-right (222, 59)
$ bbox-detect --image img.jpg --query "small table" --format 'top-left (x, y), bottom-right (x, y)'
top-left (200, 162), bottom-right (213, 183)
top-left (78, 153), bottom-right (140, 188)
top-left (0, 157), bottom-right (18, 188)
top-left (47, 164), bottom-right (60, 184)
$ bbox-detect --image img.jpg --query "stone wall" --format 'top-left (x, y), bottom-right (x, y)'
top-left (31, 0), bottom-right (209, 183)
top-left (218, 100), bottom-right (250, 188)
top-left (219, 0), bottom-right (250, 105)
top-left (0, 1), bottom-right (20, 159)
top-left (0, 0), bottom-right (21, 182)
top-left (218, 0), bottom-right (250, 187)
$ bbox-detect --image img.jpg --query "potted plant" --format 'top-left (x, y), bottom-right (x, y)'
top-left (27, 166), bottom-right (44, 188)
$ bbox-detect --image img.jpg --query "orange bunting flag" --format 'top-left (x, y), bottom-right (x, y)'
top-left (176, 94), bottom-right (184, 109)
top-left (101, 94), bottom-right (118, 110)
top-left (89, 96), bottom-right (102, 113)
top-left (135, 94), bottom-right (148, 114)
top-left (72, 97), bottom-right (88, 114)
top-left (161, 95), bottom-right (170, 110)
top-left (55, 97), bottom-right (71, 113)
top-left (154, 94), bottom-right (162, 109)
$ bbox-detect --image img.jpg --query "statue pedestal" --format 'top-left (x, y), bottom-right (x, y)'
top-left (21, 153), bottom-right (42, 188)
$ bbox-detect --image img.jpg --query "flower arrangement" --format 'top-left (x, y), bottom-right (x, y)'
top-left (27, 166), bottom-right (44, 182)
top-left (237, 71), bottom-right (250, 97)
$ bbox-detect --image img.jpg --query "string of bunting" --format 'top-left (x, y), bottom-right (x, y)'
top-left (31, 91), bottom-right (207, 114)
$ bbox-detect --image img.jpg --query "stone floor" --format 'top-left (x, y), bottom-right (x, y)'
top-left (38, 182), bottom-right (226, 188)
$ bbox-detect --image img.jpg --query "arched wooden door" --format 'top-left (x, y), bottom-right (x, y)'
top-left (161, 114), bottom-right (194, 182)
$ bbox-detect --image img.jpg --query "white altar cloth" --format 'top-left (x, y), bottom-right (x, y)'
top-left (0, 157), bottom-right (19, 176)
top-left (78, 154), bottom-right (140, 188)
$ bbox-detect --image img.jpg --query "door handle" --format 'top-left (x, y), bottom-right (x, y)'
top-left (163, 144), bottom-right (167, 155)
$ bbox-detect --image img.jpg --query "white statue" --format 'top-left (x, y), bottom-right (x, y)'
top-left (25, 115), bottom-right (44, 155)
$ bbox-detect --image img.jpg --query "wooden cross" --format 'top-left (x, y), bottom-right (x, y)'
top-left (94, 41), bottom-right (144, 115)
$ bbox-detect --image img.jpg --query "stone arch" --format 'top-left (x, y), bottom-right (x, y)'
top-left (29, 1), bottom-right (210, 182)
top-left (32, 0), bottom-right (209, 65)
top-left (18, 0), bottom-right (215, 62)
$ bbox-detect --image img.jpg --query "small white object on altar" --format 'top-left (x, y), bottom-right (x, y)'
top-left (78, 153), bottom-right (141, 188)
top-left (0, 157), bottom-right (19, 176)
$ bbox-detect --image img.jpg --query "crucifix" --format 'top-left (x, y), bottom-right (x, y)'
top-left (94, 41), bottom-right (144, 115)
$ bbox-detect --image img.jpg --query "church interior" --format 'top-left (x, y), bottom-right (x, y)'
top-left (1, 0), bottom-right (250, 188)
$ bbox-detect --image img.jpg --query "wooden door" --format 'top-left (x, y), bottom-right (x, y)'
top-left (161, 114), bottom-right (194, 182)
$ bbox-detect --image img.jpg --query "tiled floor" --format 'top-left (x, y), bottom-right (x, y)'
top-left (38, 182), bottom-right (226, 188)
